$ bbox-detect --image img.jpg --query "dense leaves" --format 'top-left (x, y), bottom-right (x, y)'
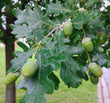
top-left (47, 1), bottom-right (71, 16)
top-left (4, 0), bottom-right (110, 103)
top-left (71, 12), bottom-right (90, 29)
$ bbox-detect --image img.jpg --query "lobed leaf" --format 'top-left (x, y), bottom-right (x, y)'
top-left (17, 41), bottom-right (29, 52)
top-left (47, 1), bottom-right (71, 16)
top-left (8, 48), bottom-right (35, 73)
top-left (60, 58), bottom-right (84, 88)
top-left (14, 5), bottom-right (53, 30)
top-left (92, 52), bottom-right (110, 67)
top-left (17, 55), bottom-right (55, 103)
top-left (71, 12), bottom-right (90, 30)
top-left (39, 37), bottom-right (68, 70)
top-left (12, 24), bottom-right (31, 38)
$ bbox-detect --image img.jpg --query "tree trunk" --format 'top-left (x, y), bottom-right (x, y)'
top-left (5, 40), bottom-right (15, 103)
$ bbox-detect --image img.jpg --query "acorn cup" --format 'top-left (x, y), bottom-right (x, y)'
top-left (63, 21), bottom-right (73, 36)
top-left (82, 38), bottom-right (94, 52)
top-left (88, 62), bottom-right (103, 77)
top-left (5, 72), bottom-right (20, 85)
top-left (21, 61), bottom-right (37, 78)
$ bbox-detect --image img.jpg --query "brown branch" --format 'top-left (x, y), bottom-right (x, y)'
top-left (36, 24), bottom-right (64, 48)
top-left (46, 25), bottom-right (64, 37)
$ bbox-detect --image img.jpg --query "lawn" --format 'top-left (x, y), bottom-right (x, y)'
top-left (0, 47), bottom-right (98, 103)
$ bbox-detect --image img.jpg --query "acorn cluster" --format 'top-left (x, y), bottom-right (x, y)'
top-left (5, 60), bottom-right (37, 86)
top-left (63, 20), bottom-right (106, 85)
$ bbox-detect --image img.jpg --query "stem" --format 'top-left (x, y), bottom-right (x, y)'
top-left (31, 24), bottom-right (64, 61)
top-left (85, 50), bottom-right (91, 63)
top-left (46, 25), bottom-right (64, 37)
top-left (83, 28), bottom-right (86, 38)
top-left (30, 43), bottom-right (38, 50)
top-left (58, 30), bottom-right (61, 46)
top-left (30, 24), bottom-right (63, 61)
top-left (32, 41), bottom-right (42, 61)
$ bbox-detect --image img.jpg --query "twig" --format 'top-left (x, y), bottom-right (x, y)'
top-left (46, 25), bottom-right (64, 37)
top-left (85, 50), bottom-right (91, 63)
top-left (83, 28), bottom-right (86, 38)
top-left (32, 41), bottom-right (42, 61)
top-left (34, 24), bottom-right (64, 52)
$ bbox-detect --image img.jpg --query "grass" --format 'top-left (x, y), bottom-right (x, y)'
top-left (0, 47), bottom-right (98, 103)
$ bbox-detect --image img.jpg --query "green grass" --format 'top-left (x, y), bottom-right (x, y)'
top-left (0, 47), bottom-right (98, 103)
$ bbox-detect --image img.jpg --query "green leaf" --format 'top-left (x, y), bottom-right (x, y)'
top-left (17, 55), bottom-right (55, 103)
top-left (48, 72), bottom-right (60, 90)
top-left (76, 70), bottom-right (89, 81)
top-left (8, 49), bottom-right (35, 73)
top-left (12, 51), bottom-right (23, 58)
top-left (54, 30), bottom-right (70, 46)
top-left (32, 28), bottom-right (45, 42)
top-left (12, 24), bottom-right (31, 38)
top-left (60, 58), bottom-right (83, 88)
top-left (92, 52), bottom-right (109, 67)
top-left (47, 1), bottom-right (71, 16)
top-left (71, 12), bottom-right (90, 30)
top-left (43, 53), bottom-right (67, 70)
top-left (106, 25), bottom-right (110, 37)
top-left (89, 18), bottom-right (105, 30)
top-left (39, 37), bottom-right (67, 70)
top-left (12, 24), bottom-right (44, 42)
top-left (73, 52), bottom-right (88, 66)
top-left (14, 5), bottom-right (53, 30)
top-left (17, 41), bottom-right (29, 52)
top-left (86, 0), bottom-right (100, 8)
top-left (64, 44), bottom-right (84, 56)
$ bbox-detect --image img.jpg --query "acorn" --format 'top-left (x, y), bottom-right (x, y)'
top-left (63, 21), bottom-right (73, 36)
top-left (5, 72), bottom-right (20, 85)
top-left (82, 38), bottom-right (94, 52)
top-left (90, 75), bottom-right (99, 85)
top-left (88, 62), bottom-right (103, 77)
top-left (21, 61), bottom-right (37, 78)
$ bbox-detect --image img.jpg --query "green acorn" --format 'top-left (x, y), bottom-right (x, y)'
top-left (88, 62), bottom-right (103, 77)
top-left (82, 38), bottom-right (94, 52)
top-left (21, 61), bottom-right (37, 78)
top-left (63, 21), bottom-right (73, 36)
top-left (97, 31), bottom-right (106, 45)
top-left (90, 75), bottom-right (99, 85)
top-left (5, 72), bottom-right (20, 85)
